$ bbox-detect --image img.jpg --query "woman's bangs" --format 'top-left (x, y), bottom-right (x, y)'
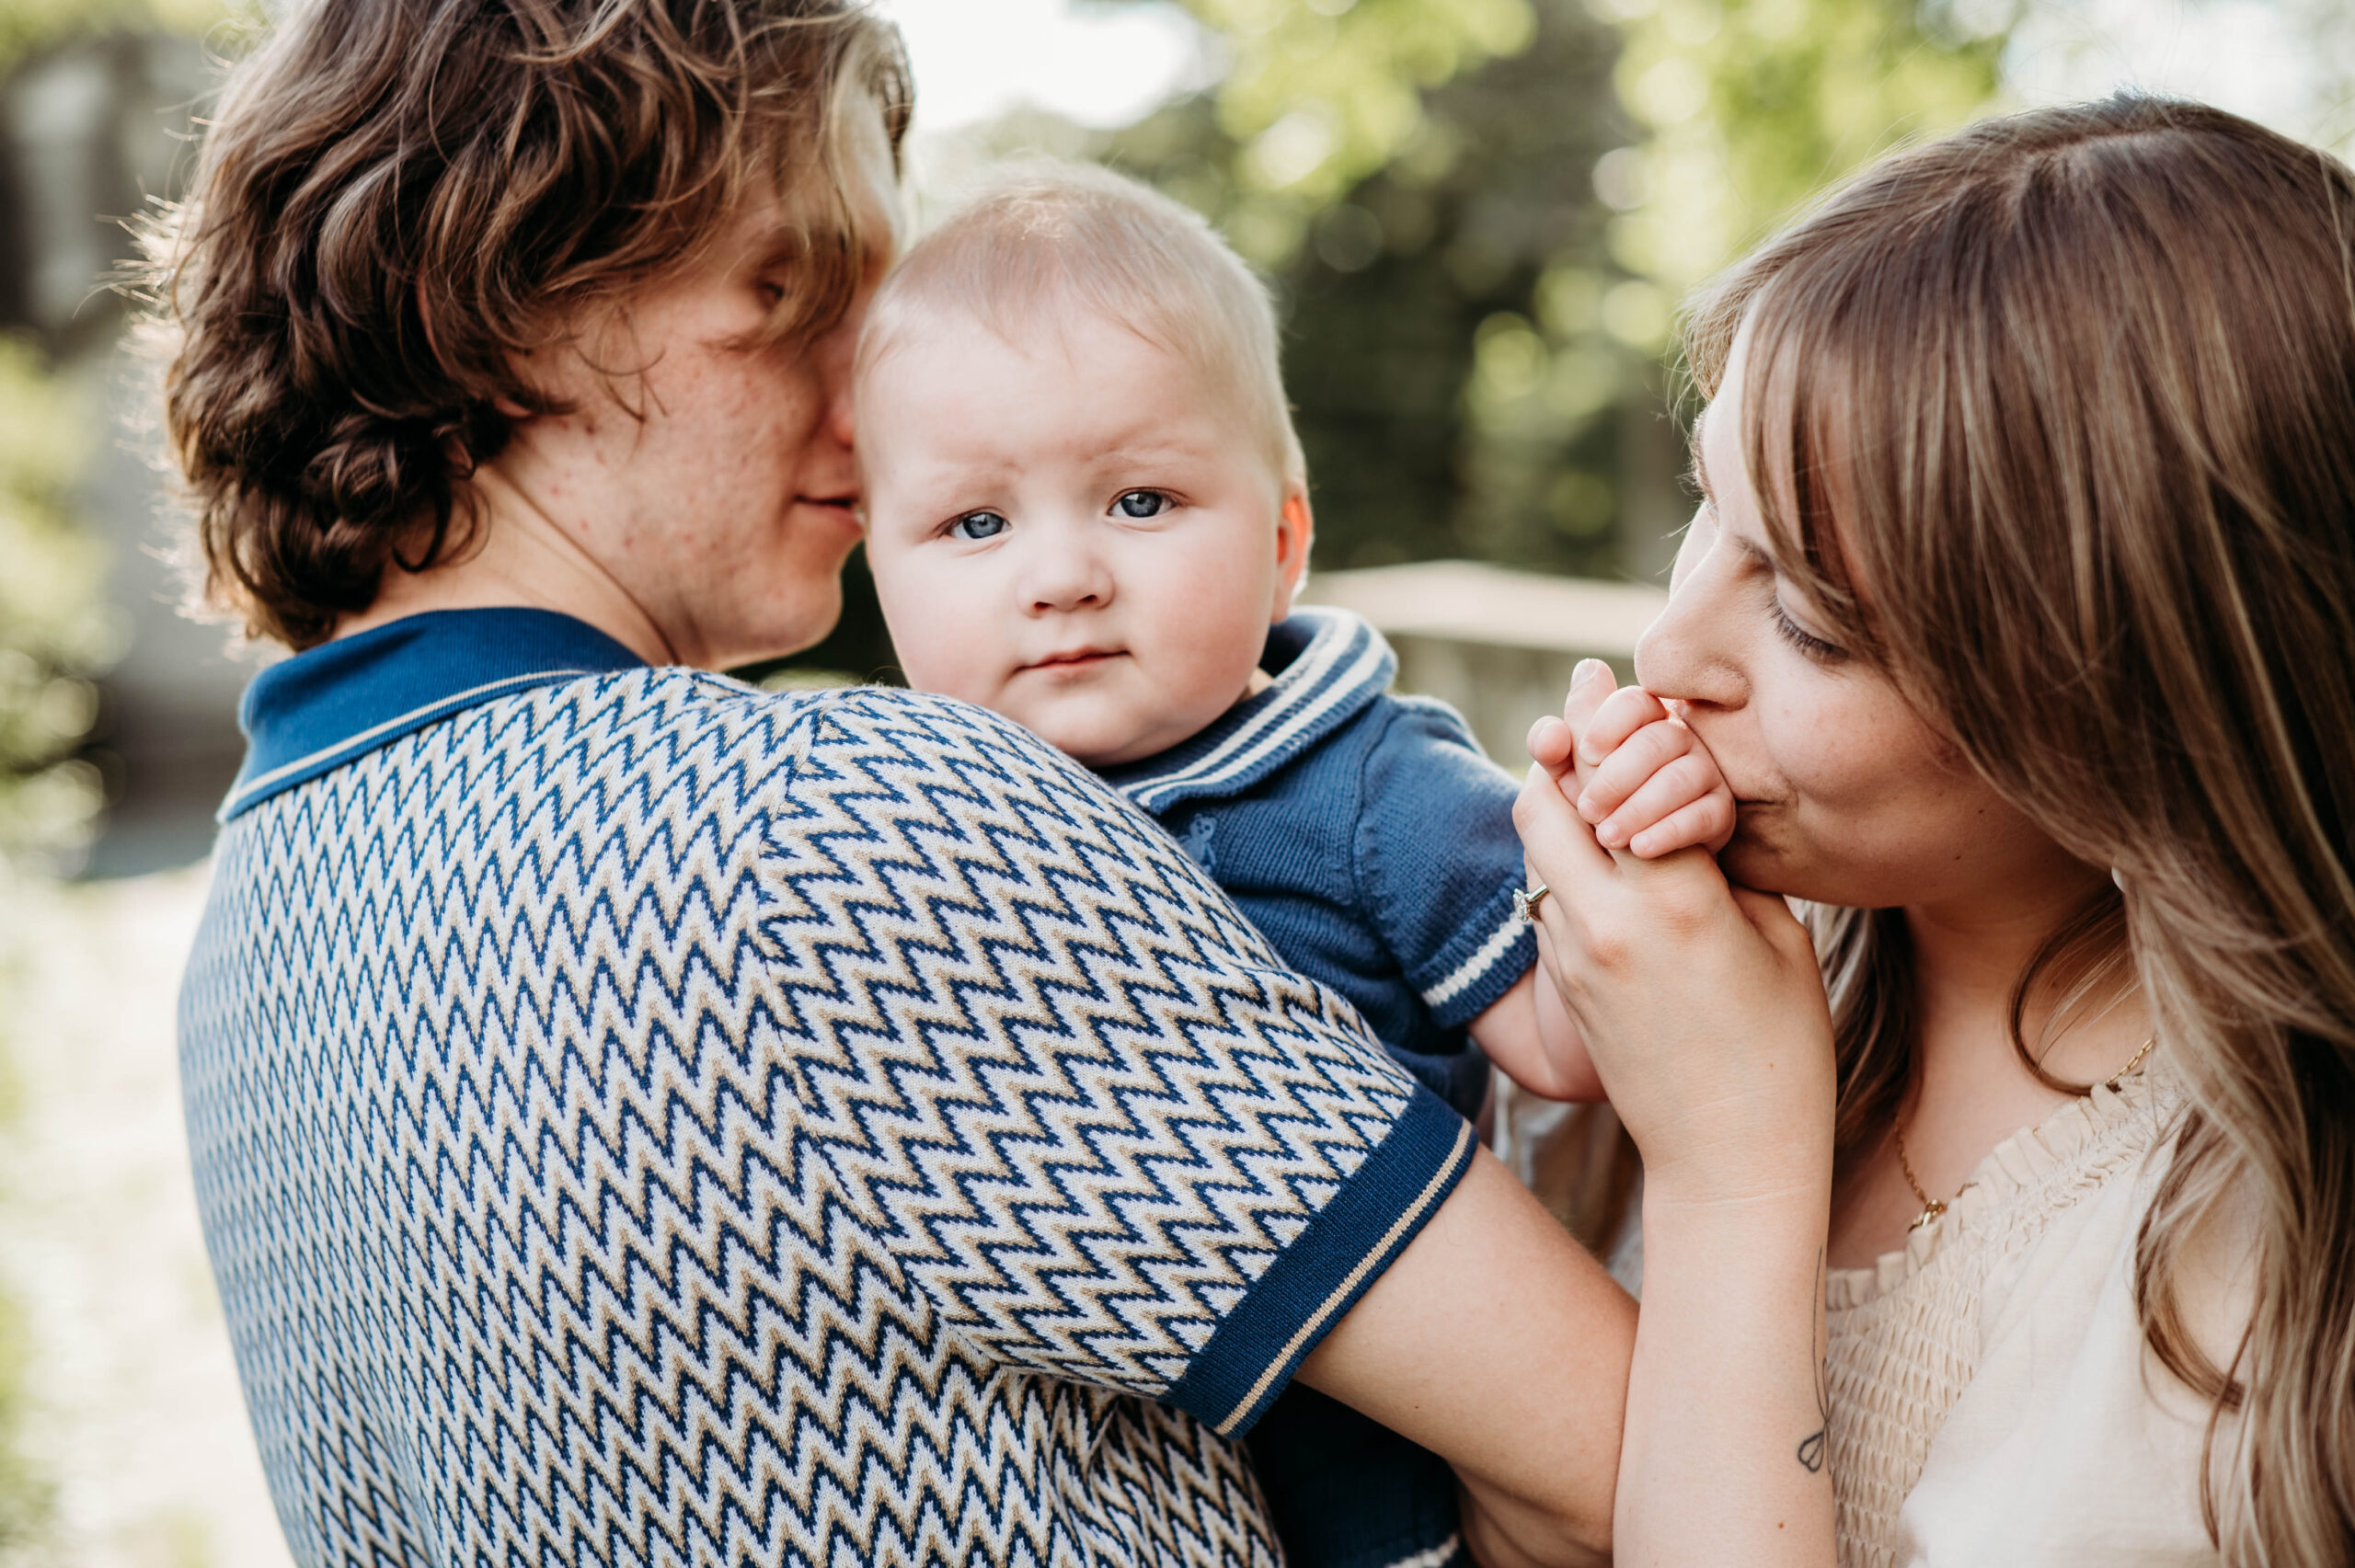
top-left (1734, 277), bottom-right (1885, 660)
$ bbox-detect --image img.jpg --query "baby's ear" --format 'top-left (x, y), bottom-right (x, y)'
top-left (1274, 489), bottom-right (1315, 616)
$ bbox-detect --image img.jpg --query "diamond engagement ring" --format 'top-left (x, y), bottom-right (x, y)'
top-left (1513, 883), bottom-right (1550, 922)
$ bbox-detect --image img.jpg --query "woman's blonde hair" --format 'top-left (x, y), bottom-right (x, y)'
top-left (1686, 95), bottom-right (2355, 1562)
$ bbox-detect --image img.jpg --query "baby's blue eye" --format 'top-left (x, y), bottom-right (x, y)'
top-left (949, 510), bottom-right (1009, 541)
top-left (1114, 490), bottom-right (1170, 519)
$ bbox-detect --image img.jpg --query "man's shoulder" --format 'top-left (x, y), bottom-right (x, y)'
top-left (563, 671), bottom-right (1049, 763)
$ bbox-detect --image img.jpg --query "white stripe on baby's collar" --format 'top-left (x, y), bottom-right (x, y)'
top-left (1124, 614), bottom-right (1379, 805)
top-left (1123, 613), bottom-right (1360, 795)
top-left (1142, 638), bottom-right (1385, 805)
top-left (1421, 909), bottom-right (1527, 1011)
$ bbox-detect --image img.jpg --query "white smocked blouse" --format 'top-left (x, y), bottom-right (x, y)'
top-left (1822, 1068), bottom-right (2232, 1566)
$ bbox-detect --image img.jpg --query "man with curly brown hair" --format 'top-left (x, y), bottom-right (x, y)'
top-left (154, 5), bottom-right (1639, 1564)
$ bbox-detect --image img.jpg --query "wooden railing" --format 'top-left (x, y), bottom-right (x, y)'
top-left (1303, 560), bottom-right (1666, 765)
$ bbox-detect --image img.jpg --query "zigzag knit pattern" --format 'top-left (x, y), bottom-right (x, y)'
top-left (180, 673), bottom-right (1433, 1567)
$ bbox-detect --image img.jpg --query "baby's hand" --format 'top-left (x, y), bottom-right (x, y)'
top-left (1526, 664), bottom-right (1733, 858)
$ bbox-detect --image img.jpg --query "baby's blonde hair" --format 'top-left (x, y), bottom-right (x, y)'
top-left (856, 159), bottom-right (1306, 490)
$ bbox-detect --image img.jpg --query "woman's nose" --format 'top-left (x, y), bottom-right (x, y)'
top-left (1634, 583), bottom-right (1740, 709)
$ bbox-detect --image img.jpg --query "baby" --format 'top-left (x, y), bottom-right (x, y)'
top-left (855, 163), bottom-right (1730, 1568)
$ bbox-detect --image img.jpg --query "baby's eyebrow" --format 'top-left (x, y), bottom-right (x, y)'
top-left (1092, 436), bottom-right (1212, 465)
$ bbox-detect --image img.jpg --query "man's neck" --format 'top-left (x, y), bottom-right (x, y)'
top-left (335, 466), bottom-right (680, 666)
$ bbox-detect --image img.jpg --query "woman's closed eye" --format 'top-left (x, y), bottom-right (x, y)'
top-left (948, 509), bottom-right (1010, 542)
top-left (1112, 489), bottom-right (1174, 520)
top-left (1770, 597), bottom-right (1847, 662)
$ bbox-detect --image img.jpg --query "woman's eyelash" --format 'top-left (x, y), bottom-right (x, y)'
top-left (1772, 601), bottom-right (1845, 661)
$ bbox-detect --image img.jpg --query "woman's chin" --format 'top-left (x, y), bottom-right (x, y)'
top-left (1722, 831), bottom-right (1921, 913)
top-left (1718, 834), bottom-right (1794, 894)
top-left (1718, 817), bottom-right (1849, 904)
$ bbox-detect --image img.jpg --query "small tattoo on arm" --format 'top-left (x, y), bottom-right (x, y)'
top-left (1797, 1248), bottom-right (1830, 1474)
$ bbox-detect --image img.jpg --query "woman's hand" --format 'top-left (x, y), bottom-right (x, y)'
top-left (1513, 660), bottom-right (1834, 1206)
top-left (1513, 659), bottom-right (1838, 1567)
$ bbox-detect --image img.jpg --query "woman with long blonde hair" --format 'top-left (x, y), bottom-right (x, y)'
top-left (1514, 94), bottom-right (2355, 1564)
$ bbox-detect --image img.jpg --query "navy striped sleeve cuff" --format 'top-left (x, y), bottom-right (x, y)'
top-left (1162, 1086), bottom-right (1476, 1438)
top-left (1419, 888), bottom-right (1541, 1030)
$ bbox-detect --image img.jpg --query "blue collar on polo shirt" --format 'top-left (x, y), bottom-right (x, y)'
top-left (1100, 606), bottom-right (1396, 814)
top-left (220, 608), bottom-right (648, 823)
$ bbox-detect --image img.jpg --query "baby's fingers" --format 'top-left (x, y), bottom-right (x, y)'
top-left (1572, 717), bottom-right (1693, 826)
top-left (1557, 660), bottom-right (1618, 761)
top-left (1624, 785), bottom-right (1735, 859)
top-left (1573, 684), bottom-right (1671, 769)
top-left (1595, 750), bottom-right (1727, 851)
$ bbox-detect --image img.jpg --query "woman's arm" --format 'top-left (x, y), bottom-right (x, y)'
top-left (1514, 661), bottom-right (1839, 1566)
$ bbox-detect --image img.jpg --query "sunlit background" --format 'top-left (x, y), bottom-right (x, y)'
top-left (1, 0), bottom-right (2351, 1562)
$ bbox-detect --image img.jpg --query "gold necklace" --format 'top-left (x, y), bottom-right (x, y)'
top-left (1893, 1035), bottom-right (2157, 1233)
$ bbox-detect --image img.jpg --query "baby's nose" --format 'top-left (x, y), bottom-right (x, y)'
top-left (1024, 550), bottom-right (1116, 613)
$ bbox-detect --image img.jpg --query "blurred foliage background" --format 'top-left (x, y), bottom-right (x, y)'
top-left (784, 0), bottom-right (2015, 682)
top-left (0, 3), bottom-right (226, 1559)
top-left (4, 0), bottom-right (2353, 1561)
top-left (0, 0), bottom-right (226, 868)
top-left (0, 337), bottom-right (110, 867)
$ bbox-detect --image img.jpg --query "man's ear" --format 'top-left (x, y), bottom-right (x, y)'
top-left (1273, 487), bottom-right (1315, 620)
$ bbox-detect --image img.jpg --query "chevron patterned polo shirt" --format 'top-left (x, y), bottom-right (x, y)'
top-left (179, 608), bottom-right (1474, 1568)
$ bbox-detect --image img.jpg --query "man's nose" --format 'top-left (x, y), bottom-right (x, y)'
top-left (817, 328), bottom-right (858, 452)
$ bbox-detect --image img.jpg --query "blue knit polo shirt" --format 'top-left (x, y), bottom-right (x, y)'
top-left (1099, 608), bottom-right (1538, 1121)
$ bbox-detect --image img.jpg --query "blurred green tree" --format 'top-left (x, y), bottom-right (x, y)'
top-left (1104, 0), bottom-right (1641, 578)
top-left (0, 0), bottom-right (220, 67)
top-left (0, 338), bottom-right (111, 864)
top-left (0, 2), bottom-right (245, 865)
top-left (1604, 0), bottom-right (2008, 298)
top-left (0, 5), bottom-right (232, 1551)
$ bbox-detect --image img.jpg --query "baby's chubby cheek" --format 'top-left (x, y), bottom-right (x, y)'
top-left (897, 618), bottom-right (1004, 706)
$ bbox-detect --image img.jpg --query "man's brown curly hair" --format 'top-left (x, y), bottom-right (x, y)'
top-left (143, 0), bottom-right (910, 649)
